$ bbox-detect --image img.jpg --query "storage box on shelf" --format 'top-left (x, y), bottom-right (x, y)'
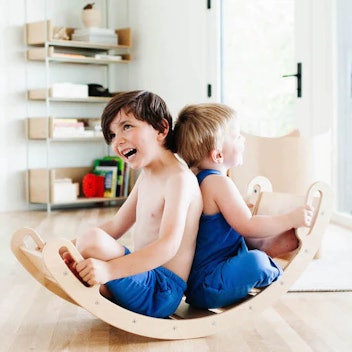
top-left (25, 20), bottom-right (133, 210)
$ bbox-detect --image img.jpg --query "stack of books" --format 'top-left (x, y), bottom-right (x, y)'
top-left (72, 28), bottom-right (118, 45)
top-left (93, 156), bottom-right (130, 198)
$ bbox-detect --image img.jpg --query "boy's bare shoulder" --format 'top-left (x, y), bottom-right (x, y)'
top-left (169, 161), bottom-right (199, 186)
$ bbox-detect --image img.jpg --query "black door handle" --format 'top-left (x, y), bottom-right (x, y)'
top-left (283, 62), bottom-right (302, 98)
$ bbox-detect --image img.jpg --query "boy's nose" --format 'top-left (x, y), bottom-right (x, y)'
top-left (115, 135), bottom-right (125, 145)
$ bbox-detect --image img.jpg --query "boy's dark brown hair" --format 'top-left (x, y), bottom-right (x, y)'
top-left (101, 90), bottom-right (175, 152)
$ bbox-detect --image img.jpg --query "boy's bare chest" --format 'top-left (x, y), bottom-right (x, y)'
top-left (137, 180), bottom-right (164, 216)
top-left (134, 182), bottom-right (165, 248)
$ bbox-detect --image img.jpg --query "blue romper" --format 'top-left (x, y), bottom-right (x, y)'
top-left (105, 247), bottom-right (186, 318)
top-left (185, 169), bottom-right (282, 309)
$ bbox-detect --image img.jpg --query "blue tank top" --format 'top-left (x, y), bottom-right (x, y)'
top-left (189, 169), bottom-right (243, 273)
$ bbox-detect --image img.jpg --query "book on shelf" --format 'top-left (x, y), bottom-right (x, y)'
top-left (72, 28), bottom-right (118, 45)
top-left (74, 28), bottom-right (116, 36)
top-left (52, 118), bottom-right (85, 138)
top-left (121, 163), bottom-right (130, 197)
top-left (94, 156), bottom-right (126, 197)
top-left (94, 166), bottom-right (117, 198)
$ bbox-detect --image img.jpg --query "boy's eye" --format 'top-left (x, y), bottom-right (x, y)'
top-left (123, 124), bottom-right (132, 130)
top-left (109, 132), bottom-right (116, 140)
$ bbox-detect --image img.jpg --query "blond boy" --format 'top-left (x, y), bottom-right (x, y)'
top-left (174, 103), bottom-right (313, 309)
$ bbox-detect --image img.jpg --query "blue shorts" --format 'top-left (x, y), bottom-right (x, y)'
top-left (186, 237), bottom-right (282, 309)
top-left (105, 247), bottom-right (186, 318)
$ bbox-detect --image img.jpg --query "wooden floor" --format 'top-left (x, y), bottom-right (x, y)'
top-left (1, 207), bottom-right (352, 352)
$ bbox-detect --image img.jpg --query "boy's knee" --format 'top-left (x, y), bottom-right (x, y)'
top-left (76, 228), bottom-right (125, 260)
top-left (76, 242), bottom-right (98, 259)
top-left (79, 244), bottom-right (99, 259)
top-left (246, 250), bottom-right (282, 285)
top-left (76, 229), bottom-right (102, 258)
top-left (244, 250), bottom-right (275, 274)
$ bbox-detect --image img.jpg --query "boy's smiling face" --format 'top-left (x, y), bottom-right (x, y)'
top-left (109, 109), bottom-right (162, 169)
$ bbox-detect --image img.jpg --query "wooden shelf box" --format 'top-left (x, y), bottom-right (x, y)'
top-left (27, 117), bottom-right (103, 140)
top-left (28, 167), bottom-right (91, 204)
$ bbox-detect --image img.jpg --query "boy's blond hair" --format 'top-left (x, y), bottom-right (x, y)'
top-left (174, 103), bottom-right (236, 168)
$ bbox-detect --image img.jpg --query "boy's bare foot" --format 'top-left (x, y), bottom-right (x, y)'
top-left (261, 229), bottom-right (299, 258)
top-left (246, 229), bottom-right (299, 258)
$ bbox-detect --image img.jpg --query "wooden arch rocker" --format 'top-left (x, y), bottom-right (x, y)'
top-left (11, 178), bottom-right (333, 340)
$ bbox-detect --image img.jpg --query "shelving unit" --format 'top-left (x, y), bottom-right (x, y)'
top-left (25, 20), bottom-right (132, 211)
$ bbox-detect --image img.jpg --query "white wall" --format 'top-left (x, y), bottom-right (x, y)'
top-left (336, 0), bottom-right (352, 214)
top-left (125, 0), bottom-right (210, 117)
top-left (0, 0), bottom-right (211, 212)
top-left (0, 1), bottom-right (28, 212)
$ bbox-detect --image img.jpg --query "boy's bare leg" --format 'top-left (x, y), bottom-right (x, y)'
top-left (75, 228), bottom-right (126, 261)
top-left (246, 229), bottom-right (299, 258)
top-left (61, 228), bottom-right (126, 291)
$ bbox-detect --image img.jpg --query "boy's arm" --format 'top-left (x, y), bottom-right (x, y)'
top-left (76, 172), bottom-right (194, 285)
top-left (212, 176), bottom-right (313, 239)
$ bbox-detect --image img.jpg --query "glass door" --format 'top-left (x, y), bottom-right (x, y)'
top-left (221, 0), bottom-right (296, 137)
top-left (219, 0), bottom-right (341, 219)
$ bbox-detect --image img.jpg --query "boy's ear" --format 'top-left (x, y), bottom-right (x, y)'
top-left (157, 118), bottom-right (169, 140)
top-left (210, 149), bottom-right (224, 164)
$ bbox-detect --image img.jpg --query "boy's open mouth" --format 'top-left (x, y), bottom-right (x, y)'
top-left (123, 148), bottom-right (137, 159)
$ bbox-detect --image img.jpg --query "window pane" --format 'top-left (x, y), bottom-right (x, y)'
top-left (221, 0), bottom-right (295, 136)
